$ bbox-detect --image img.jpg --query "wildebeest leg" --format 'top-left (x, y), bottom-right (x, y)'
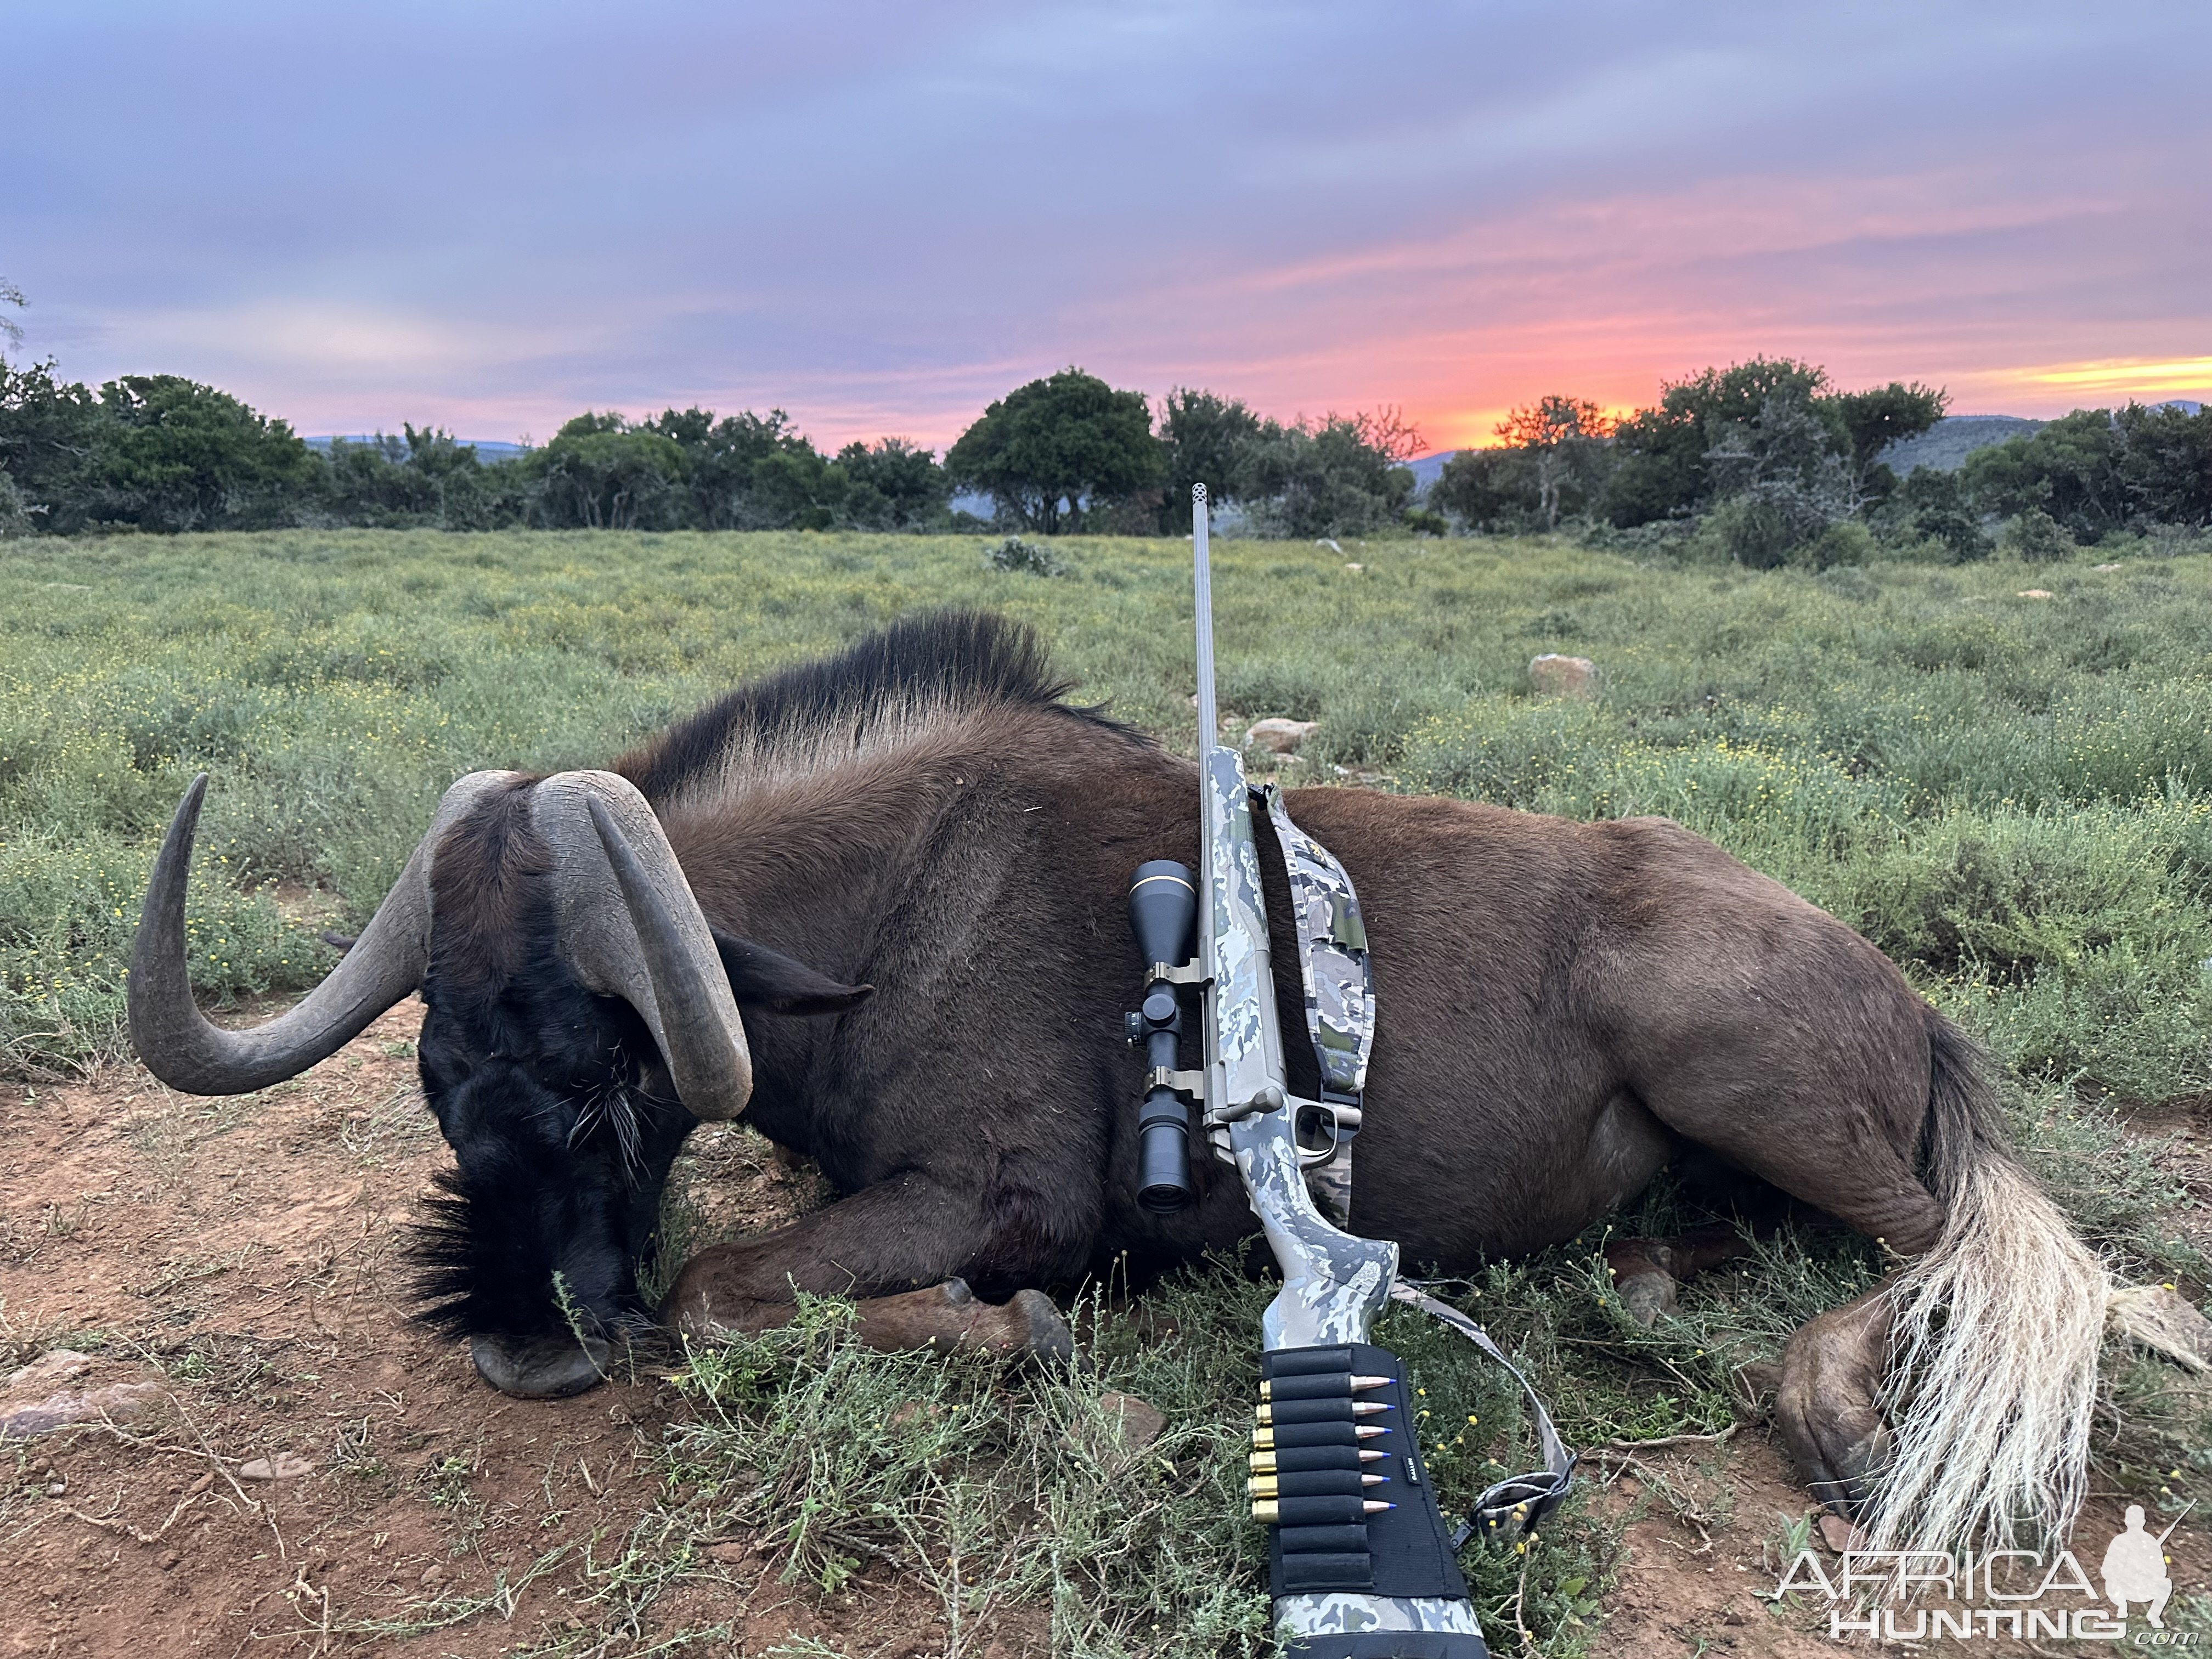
top-left (1622, 968), bottom-right (1949, 1520)
top-left (1774, 1285), bottom-right (1895, 1520)
top-left (659, 1172), bottom-right (1077, 1361)
top-left (1602, 1228), bottom-right (1754, 1325)
top-left (676, 1274), bottom-right (1072, 1359)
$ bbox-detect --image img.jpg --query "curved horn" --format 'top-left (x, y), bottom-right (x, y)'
top-left (128, 771), bottom-right (520, 1094)
top-left (532, 772), bottom-right (752, 1121)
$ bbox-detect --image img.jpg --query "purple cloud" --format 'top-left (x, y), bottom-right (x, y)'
top-left (7, 1), bottom-right (2205, 449)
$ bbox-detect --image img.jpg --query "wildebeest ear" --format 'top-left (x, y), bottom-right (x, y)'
top-left (709, 928), bottom-right (874, 1016)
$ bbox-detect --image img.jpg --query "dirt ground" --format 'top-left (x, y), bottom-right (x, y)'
top-left (2, 1006), bottom-right (2205, 1657)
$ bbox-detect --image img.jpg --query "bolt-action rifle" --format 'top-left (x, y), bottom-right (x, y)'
top-left (1124, 483), bottom-right (1508, 1656)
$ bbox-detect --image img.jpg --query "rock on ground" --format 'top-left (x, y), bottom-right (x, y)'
top-left (1529, 653), bottom-right (1598, 699)
top-left (1245, 717), bottom-right (1320, 754)
top-left (0, 1348), bottom-right (162, 1439)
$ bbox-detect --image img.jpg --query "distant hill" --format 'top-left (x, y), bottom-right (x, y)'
top-left (306, 435), bottom-right (531, 460)
top-left (1874, 415), bottom-right (2044, 475)
top-left (1406, 452), bottom-right (1452, 494)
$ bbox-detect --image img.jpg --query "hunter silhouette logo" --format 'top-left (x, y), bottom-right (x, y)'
top-left (2102, 1506), bottom-right (2180, 1630)
top-left (1773, 1505), bottom-right (2194, 1643)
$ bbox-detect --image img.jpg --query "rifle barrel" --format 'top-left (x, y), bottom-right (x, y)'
top-left (1193, 483), bottom-right (1216, 757)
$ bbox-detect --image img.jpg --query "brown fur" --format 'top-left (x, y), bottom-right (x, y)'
top-left (424, 774), bottom-right (551, 1005)
top-left (623, 688), bottom-right (1951, 1317)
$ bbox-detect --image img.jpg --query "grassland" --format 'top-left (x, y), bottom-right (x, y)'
top-left (3, 526), bottom-right (2209, 1652)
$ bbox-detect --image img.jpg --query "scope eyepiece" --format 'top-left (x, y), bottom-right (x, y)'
top-left (1127, 860), bottom-right (1198, 1214)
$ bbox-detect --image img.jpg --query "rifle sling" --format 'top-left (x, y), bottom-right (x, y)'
top-left (1257, 786), bottom-right (1576, 1548)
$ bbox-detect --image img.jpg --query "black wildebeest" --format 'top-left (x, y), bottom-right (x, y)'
top-left (129, 611), bottom-right (2106, 1553)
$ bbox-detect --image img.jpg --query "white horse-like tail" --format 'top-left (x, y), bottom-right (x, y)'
top-left (1870, 1014), bottom-right (2109, 1555)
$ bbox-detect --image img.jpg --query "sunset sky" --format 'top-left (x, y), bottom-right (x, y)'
top-left (8, 2), bottom-right (2208, 454)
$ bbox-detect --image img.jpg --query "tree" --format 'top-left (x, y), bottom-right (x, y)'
top-left (1429, 445), bottom-right (1536, 531)
top-left (944, 368), bottom-right (1161, 534)
top-left (1492, 395), bottom-right (1615, 529)
top-left (1239, 411), bottom-right (1421, 539)
top-left (0, 277), bottom-right (24, 358)
top-left (2115, 402), bottom-right (2212, 528)
top-left (92, 374), bottom-right (318, 531)
top-left (1961, 410), bottom-right (2127, 539)
top-left (1962, 403), bottom-right (2212, 538)
top-left (1701, 387), bottom-right (1862, 566)
top-left (1157, 388), bottom-right (1265, 530)
top-left (834, 437), bottom-right (950, 531)
top-left (0, 358), bottom-right (103, 532)
top-left (1603, 357), bottom-right (1835, 526)
top-left (319, 425), bottom-right (504, 530)
top-left (1892, 465), bottom-right (1989, 561)
top-left (646, 406), bottom-right (840, 529)
top-left (1830, 381), bottom-right (1947, 476)
top-left (530, 413), bottom-right (685, 530)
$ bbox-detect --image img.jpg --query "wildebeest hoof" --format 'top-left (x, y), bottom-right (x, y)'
top-left (1606, 1231), bottom-right (1751, 1327)
top-left (1616, 1271), bottom-right (1677, 1326)
top-left (1605, 1242), bottom-right (1679, 1327)
top-left (470, 1332), bottom-right (609, 1399)
top-left (1775, 1288), bottom-right (1894, 1520)
top-left (1009, 1288), bottom-right (1075, 1365)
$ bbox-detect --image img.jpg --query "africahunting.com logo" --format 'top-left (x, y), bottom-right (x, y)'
top-left (1774, 1506), bottom-right (2191, 1644)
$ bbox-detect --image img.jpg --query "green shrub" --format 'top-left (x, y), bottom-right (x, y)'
top-left (2003, 507), bottom-right (2075, 561)
top-left (1803, 517), bottom-right (1876, 568)
top-left (984, 534), bottom-right (1066, 576)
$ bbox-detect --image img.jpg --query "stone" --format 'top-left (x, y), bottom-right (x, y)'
top-left (7, 1350), bottom-right (95, 1392)
top-left (1528, 653), bottom-right (1598, 699)
top-left (1094, 1392), bottom-right (1167, 1453)
top-left (239, 1452), bottom-right (314, 1481)
top-left (418, 1563), bottom-right (449, 1586)
top-left (1, 1362), bottom-right (162, 1439)
top-left (1245, 718), bottom-right (1319, 754)
top-left (2017, 589), bottom-right (2053, 599)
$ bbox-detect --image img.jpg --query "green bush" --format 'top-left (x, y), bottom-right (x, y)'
top-left (984, 534), bottom-right (1066, 577)
top-left (2003, 507), bottom-right (2076, 562)
top-left (1803, 517), bottom-right (1876, 568)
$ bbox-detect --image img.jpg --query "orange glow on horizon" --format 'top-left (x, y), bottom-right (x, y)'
top-left (1426, 403), bottom-right (1641, 454)
top-left (1995, 356), bottom-right (2212, 393)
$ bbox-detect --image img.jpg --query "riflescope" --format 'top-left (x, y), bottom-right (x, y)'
top-left (1125, 859), bottom-right (1199, 1212)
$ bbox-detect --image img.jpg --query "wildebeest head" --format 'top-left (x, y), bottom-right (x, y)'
top-left (128, 769), bottom-right (866, 1400)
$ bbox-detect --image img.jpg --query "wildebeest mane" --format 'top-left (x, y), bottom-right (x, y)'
top-left (617, 608), bottom-right (1135, 805)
